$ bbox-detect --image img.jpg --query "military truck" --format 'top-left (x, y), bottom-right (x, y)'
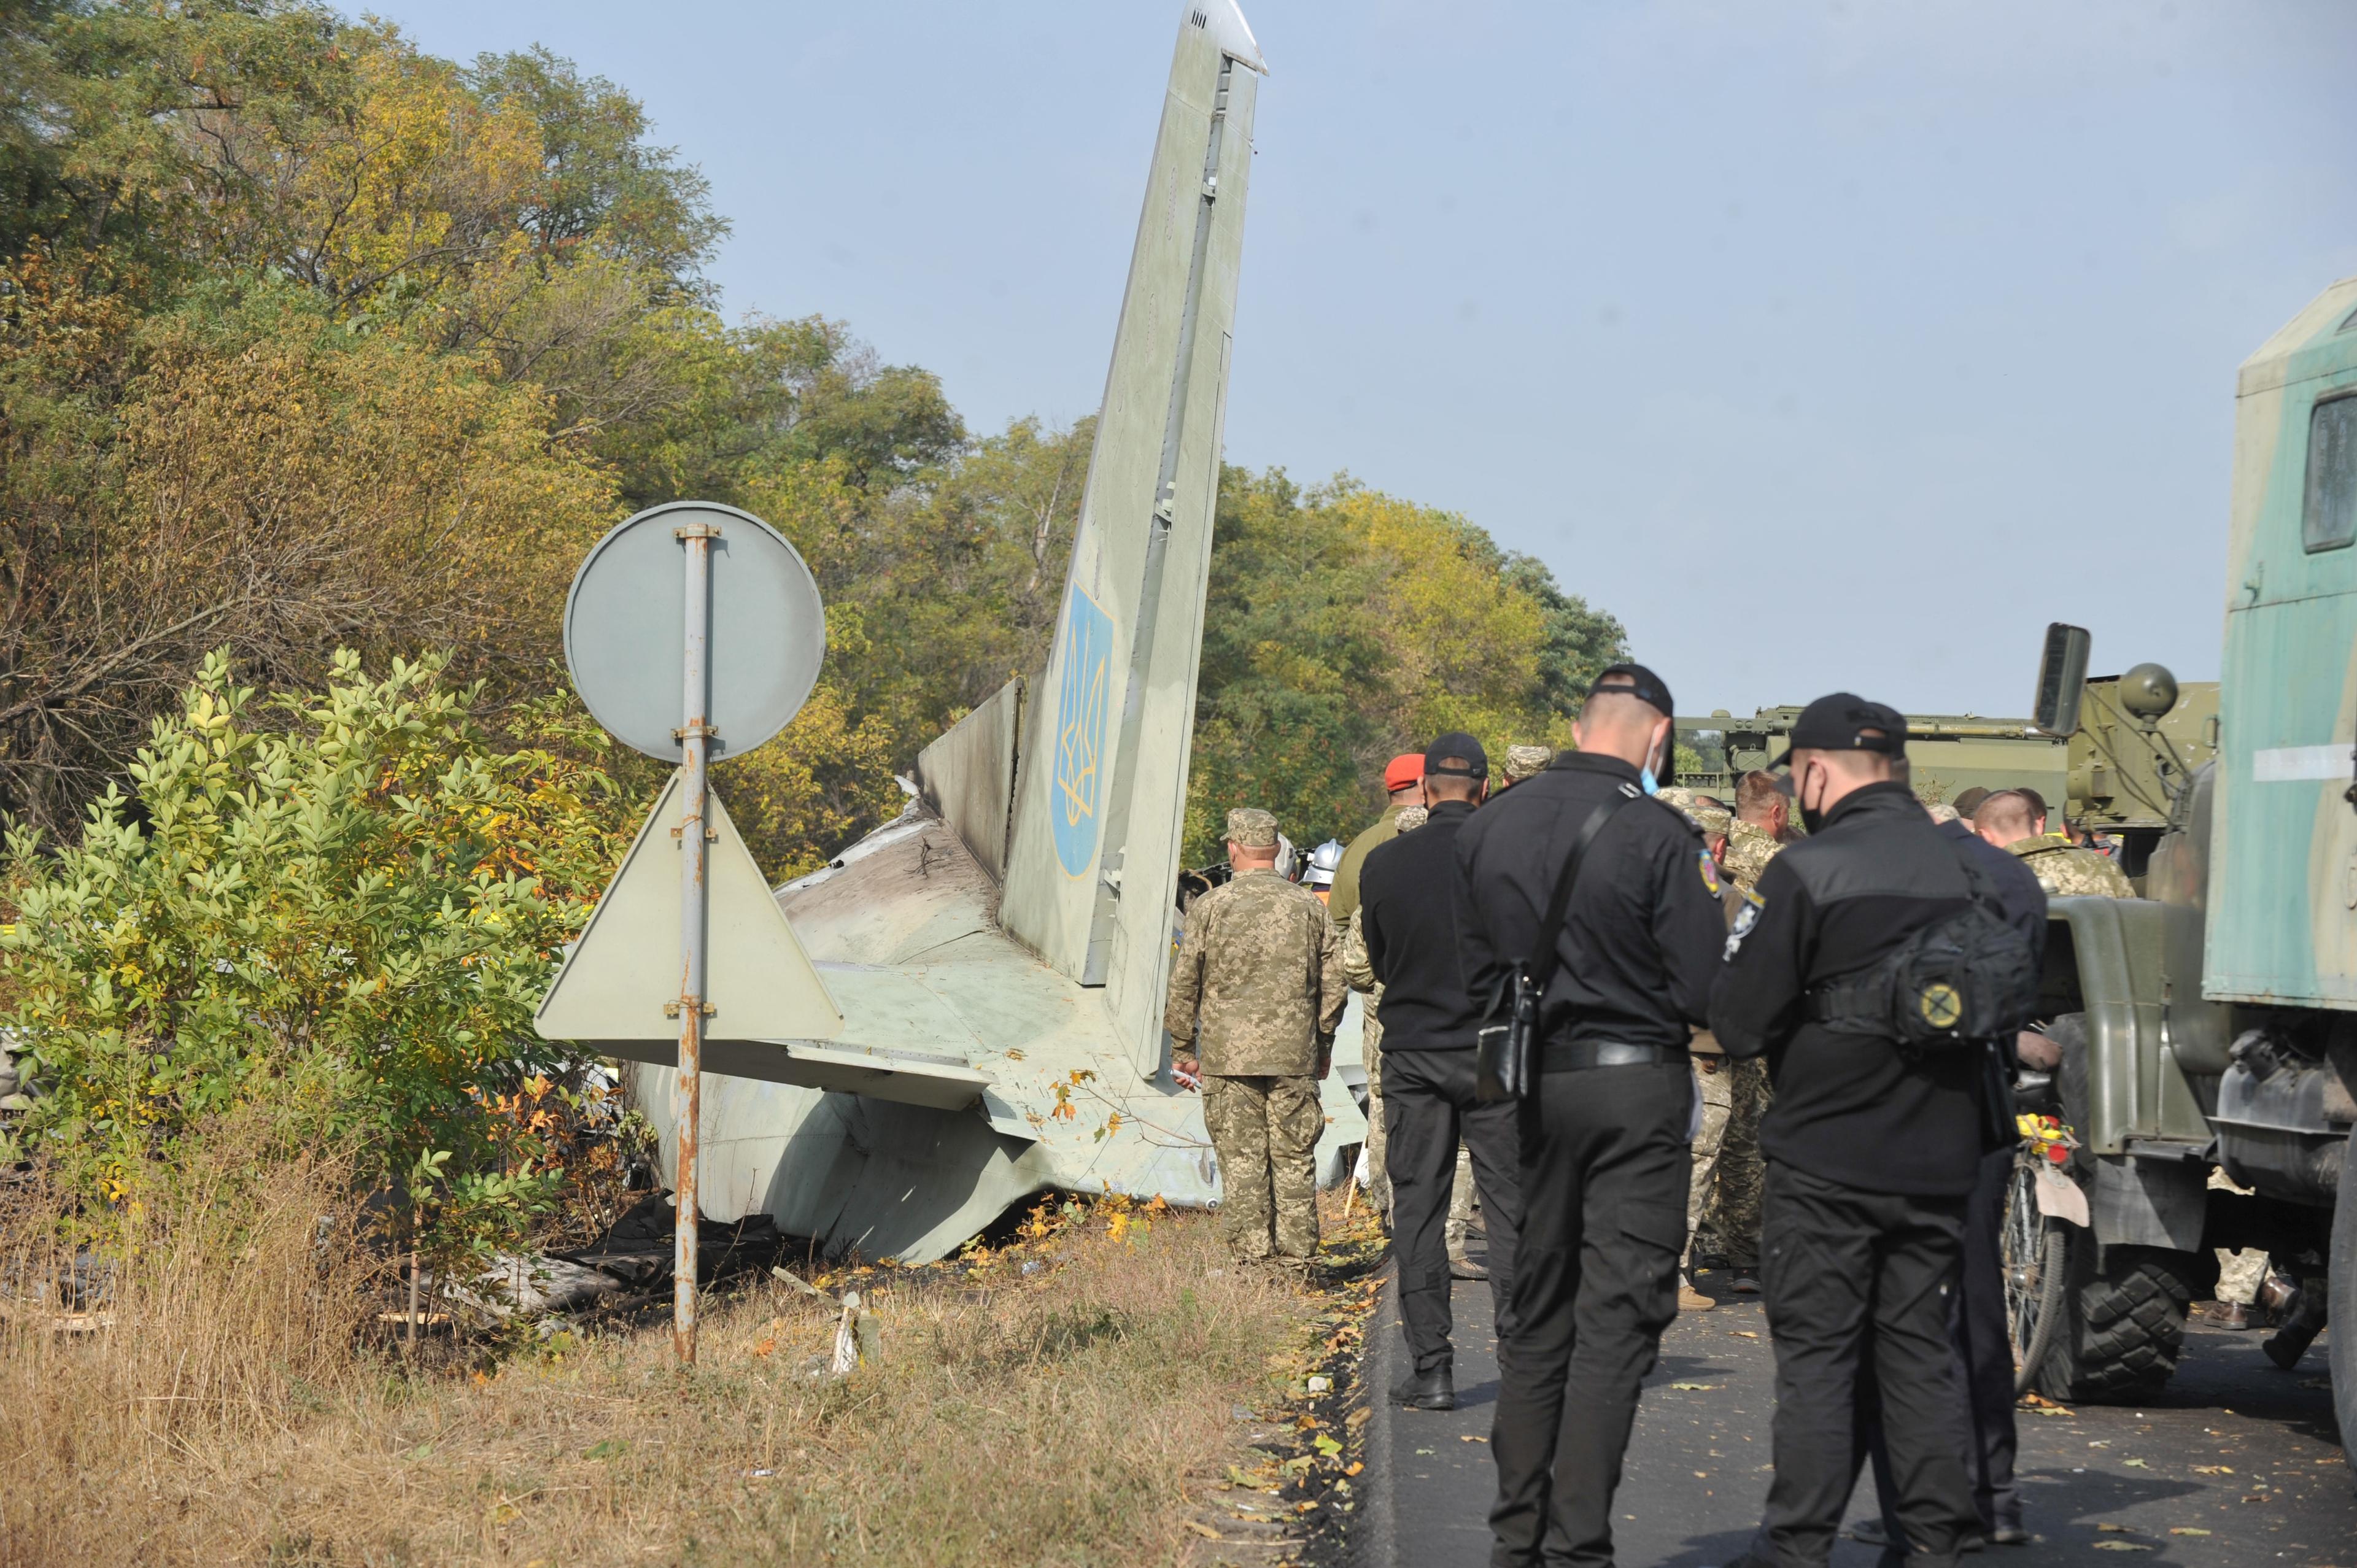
top-left (1679, 708), bottom-right (2070, 810)
top-left (2003, 279), bottom-right (2357, 1466)
top-left (1680, 689), bottom-right (2216, 867)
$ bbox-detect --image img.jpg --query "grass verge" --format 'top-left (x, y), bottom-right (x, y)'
top-left (1, 1177), bottom-right (1383, 1567)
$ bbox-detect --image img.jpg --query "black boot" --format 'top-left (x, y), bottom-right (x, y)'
top-left (1388, 1365), bottom-right (1457, 1410)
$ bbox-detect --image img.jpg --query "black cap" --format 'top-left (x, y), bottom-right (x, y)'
top-left (1424, 731), bottom-right (1490, 779)
top-left (1587, 662), bottom-right (1675, 718)
top-left (1768, 693), bottom-right (1909, 771)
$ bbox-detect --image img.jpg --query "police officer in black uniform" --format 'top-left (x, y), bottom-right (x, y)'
top-left (1455, 663), bottom-right (1727, 1567)
top-left (1851, 800), bottom-right (2047, 1553)
top-left (1363, 732), bottom-right (1523, 1412)
top-left (1707, 695), bottom-right (1992, 1568)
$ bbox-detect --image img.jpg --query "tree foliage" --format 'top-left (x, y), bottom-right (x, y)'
top-left (1184, 470), bottom-right (1626, 860)
top-left (0, 649), bottom-right (632, 1261)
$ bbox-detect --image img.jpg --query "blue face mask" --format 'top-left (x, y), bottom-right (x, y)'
top-left (1638, 765), bottom-right (1660, 796)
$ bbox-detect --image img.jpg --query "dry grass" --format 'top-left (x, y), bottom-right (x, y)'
top-left (0, 1170), bottom-right (1326, 1567)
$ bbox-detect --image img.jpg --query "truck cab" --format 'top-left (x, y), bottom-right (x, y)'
top-left (2018, 277), bottom-right (2357, 1458)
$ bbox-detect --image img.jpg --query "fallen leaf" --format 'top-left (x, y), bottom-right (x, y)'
top-left (1668, 1382), bottom-right (1719, 1391)
top-left (1185, 1521), bottom-right (1220, 1540)
top-left (1459, 1434), bottom-right (1488, 1444)
top-left (1344, 1462), bottom-right (1363, 1477)
top-left (2123, 1459), bottom-right (2150, 1469)
top-left (2097, 1523), bottom-right (2136, 1533)
top-left (2091, 1543), bottom-right (2153, 1553)
top-left (2169, 1527), bottom-right (2213, 1537)
top-left (751, 1337), bottom-right (776, 1358)
top-left (1730, 1330), bottom-right (1760, 1339)
top-left (2191, 1466), bottom-right (2233, 1475)
top-left (1692, 1470), bottom-right (1709, 1480)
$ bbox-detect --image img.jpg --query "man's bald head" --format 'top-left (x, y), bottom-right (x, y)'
top-left (1974, 789), bottom-right (2044, 848)
top-left (1573, 684), bottom-right (1672, 771)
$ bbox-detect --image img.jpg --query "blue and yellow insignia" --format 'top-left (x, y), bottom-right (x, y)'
top-left (1697, 848), bottom-right (1722, 897)
top-left (1049, 587), bottom-right (1116, 878)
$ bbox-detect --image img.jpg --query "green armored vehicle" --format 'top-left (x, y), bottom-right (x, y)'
top-left (2005, 278), bottom-right (2357, 1461)
top-left (1680, 709), bottom-right (2069, 809)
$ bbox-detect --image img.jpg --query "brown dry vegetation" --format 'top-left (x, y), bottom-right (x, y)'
top-left (0, 1157), bottom-right (1334, 1567)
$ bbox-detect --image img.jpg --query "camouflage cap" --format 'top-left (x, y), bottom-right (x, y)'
top-left (1655, 787), bottom-right (1731, 836)
top-left (1225, 807), bottom-right (1279, 848)
top-left (1395, 806), bottom-right (1431, 833)
top-left (1503, 744), bottom-right (1554, 782)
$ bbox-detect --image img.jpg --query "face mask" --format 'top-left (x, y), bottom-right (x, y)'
top-left (1637, 730), bottom-right (1666, 795)
top-left (1798, 764), bottom-right (1829, 835)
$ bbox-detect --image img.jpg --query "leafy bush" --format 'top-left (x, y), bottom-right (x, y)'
top-left (0, 649), bottom-right (635, 1270)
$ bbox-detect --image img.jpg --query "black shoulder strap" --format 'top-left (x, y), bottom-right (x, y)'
top-left (1526, 782), bottom-right (1642, 994)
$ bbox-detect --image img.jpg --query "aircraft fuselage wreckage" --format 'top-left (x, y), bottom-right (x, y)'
top-left (538, 1), bottom-right (1366, 1265)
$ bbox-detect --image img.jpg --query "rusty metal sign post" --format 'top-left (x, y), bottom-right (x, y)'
top-left (669, 517), bottom-right (716, 1361)
top-left (556, 501), bottom-right (826, 1364)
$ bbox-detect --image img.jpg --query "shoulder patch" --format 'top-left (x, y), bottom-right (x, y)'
top-left (1697, 848), bottom-right (1721, 896)
top-left (1724, 886), bottom-right (1765, 962)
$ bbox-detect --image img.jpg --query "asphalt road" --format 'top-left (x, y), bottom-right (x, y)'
top-left (1360, 1250), bottom-right (2351, 1567)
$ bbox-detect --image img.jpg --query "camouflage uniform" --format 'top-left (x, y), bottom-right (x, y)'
top-left (1720, 818), bottom-right (1782, 892)
top-left (1710, 817), bottom-right (1788, 1270)
top-left (1502, 744), bottom-right (1554, 784)
top-left (1166, 809), bottom-right (1348, 1262)
top-left (1341, 906), bottom-right (1389, 1218)
top-left (2008, 833), bottom-right (2137, 899)
top-left (1684, 1050), bottom-right (1735, 1267)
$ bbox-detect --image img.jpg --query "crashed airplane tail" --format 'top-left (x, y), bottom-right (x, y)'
top-left (993, 2), bottom-right (1262, 1070)
top-left (576, 1), bottom-right (1367, 1266)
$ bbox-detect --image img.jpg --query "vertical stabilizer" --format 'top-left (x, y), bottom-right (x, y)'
top-left (999, 1), bottom-right (1262, 1070)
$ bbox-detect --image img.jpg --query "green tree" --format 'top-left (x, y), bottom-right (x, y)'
top-left (1, 649), bottom-right (635, 1267)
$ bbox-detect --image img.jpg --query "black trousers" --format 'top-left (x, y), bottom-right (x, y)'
top-left (1752, 1161), bottom-right (1978, 1568)
top-left (1384, 1047), bottom-right (1524, 1372)
top-left (1868, 1143), bottom-right (2021, 1542)
top-left (1488, 1059), bottom-right (1692, 1568)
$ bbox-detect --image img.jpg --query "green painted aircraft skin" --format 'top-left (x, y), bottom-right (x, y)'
top-left (606, 4), bottom-right (1380, 1267)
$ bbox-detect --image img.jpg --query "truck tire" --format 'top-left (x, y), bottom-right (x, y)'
top-left (2331, 1131), bottom-right (2353, 1472)
top-left (2035, 1241), bottom-right (2199, 1405)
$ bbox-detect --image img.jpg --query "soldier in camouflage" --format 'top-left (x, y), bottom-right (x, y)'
top-left (1711, 770), bottom-right (1792, 1290)
top-left (1656, 786), bottom-right (1740, 1308)
top-left (1165, 806), bottom-right (1349, 1268)
top-left (1973, 788), bottom-right (2137, 898)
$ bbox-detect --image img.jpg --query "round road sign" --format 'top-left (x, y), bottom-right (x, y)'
top-left (563, 501), bottom-right (825, 762)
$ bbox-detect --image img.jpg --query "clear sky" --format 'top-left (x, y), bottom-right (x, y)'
top-left (373, 0), bottom-right (2357, 719)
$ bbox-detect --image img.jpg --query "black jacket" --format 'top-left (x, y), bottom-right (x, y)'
top-left (1710, 780), bottom-right (2007, 1198)
top-left (1360, 799), bottom-right (1482, 1051)
top-left (1453, 752), bottom-right (1725, 1054)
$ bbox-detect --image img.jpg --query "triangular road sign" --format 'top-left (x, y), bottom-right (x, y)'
top-left (535, 774), bottom-right (843, 1043)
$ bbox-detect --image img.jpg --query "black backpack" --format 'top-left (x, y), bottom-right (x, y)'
top-left (1806, 846), bottom-right (2040, 1049)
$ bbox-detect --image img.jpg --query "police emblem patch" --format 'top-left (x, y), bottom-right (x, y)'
top-left (1723, 887), bottom-right (1763, 962)
top-left (1697, 849), bottom-right (1721, 896)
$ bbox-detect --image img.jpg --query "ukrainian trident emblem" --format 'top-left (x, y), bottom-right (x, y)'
top-left (1050, 588), bottom-right (1115, 878)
